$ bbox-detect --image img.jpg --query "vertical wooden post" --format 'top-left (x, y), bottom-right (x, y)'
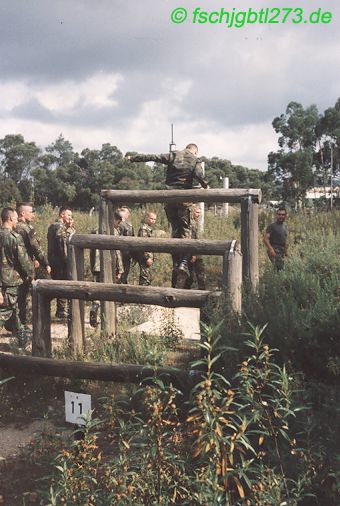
top-left (99, 197), bottom-right (116, 336)
top-left (68, 244), bottom-right (85, 357)
top-left (241, 197), bottom-right (259, 291)
top-left (222, 240), bottom-right (242, 313)
top-left (32, 281), bottom-right (51, 357)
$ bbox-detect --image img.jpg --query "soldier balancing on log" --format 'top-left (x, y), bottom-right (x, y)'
top-left (0, 207), bottom-right (34, 347)
top-left (16, 202), bottom-right (51, 327)
top-left (126, 143), bottom-right (208, 288)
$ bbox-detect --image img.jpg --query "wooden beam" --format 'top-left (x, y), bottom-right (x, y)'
top-left (32, 285), bottom-right (51, 358)
top-left (101, 188), bottom-right (262, 204)
top-left (0, 353), bottom-right (200, 388)
top-left (33, 280), bottom-right (220, 308)
top-left (99, 198), bottom-right (116, 335)
top-left (68, 244), bottom-right (85, 357)
top-left (222, 240), bottom-right (242, 313)
top-left (241, 197), bottom-right (259, 290)
top-left (70, 235), bottom-right (233, 256)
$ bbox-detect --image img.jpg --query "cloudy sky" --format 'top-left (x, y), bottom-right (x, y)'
top-left (0, 0), bottom-right (339, 169)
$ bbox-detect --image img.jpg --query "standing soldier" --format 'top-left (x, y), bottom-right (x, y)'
top-left (47, 206), bottom-right (74, 318)
top-left (118, 206), bottom-right (135, 284)
top-left (137, 211), bottom-right (157, 286)
top-left (263, 207), bottom-right (288, 271)
top-left (127, 143), bottom-right (208, 287)
top-left (16, 202), bottom-right (51, 326)
top-left (0, 208), bottom-right (34, 347)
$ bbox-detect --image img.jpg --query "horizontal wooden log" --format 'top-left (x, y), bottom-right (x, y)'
top-left (101, 188), bottom-right (261, 204)
top-left (70, 235), bottom-right (234, 256)
top-left (33, 280), bottom-right (221, 308)
top-left (0, 353), bottom-right (200, 387)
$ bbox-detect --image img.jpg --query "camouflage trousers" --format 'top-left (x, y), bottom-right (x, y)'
top-left (165, 202), bottom-right (193, 285)
top-left (139, 261), bottom-right (152, 286)
top-left (0, 286), bottom-right (22, 333)
top-left (185, 257), bottom-right (206, 290)
top-left (164, 202), bottom-right (192, 239)
top-left (121, 254), bottom-right (132, 284)
top-left (17, 279), bottom-right (31, 325)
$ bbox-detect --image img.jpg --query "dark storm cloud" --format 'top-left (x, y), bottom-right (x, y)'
top-left (1, 0), bottom-right (340, 136)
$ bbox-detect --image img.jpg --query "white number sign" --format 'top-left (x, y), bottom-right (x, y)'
top-left (65, 391), bottom-right (92, 426)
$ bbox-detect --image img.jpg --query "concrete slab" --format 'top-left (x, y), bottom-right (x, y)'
top-left (127, 305), bottom-right (200, 341)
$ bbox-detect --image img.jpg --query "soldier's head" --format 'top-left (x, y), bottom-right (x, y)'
top-left (17, 202), bottom-right (35, 223)
top-left (118, 206), bottom-right (131, 221)
top-left (59, 206), bottom-right (73, 226)
top-left (276, 207), bottom-right (287, 224)
top-left (1, 207), bottom-right (18, 228)
top-left (192, 204), bottom-right (201, 221)
top-left (186, 143), bottom-right (198, 155)
top-left (113, 211), bottom-right (123, 230)
top-left (144, 211), bottom-right (157, 226)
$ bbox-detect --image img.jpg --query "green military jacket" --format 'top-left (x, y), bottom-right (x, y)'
top-left (47, 221), bottom-right (75, 272)
top-left (119, 220), bottom-right (134, 237)
top-left (131, 149), bottom-right (208, 189)
top-left (0, 227), bottom-right (34, 287)
top-left (16, 220), bottom-right (49, 268)
top-left (138, 223), bottom-right (154, 262)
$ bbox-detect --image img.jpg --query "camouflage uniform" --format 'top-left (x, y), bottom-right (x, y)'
top-left (47, 221), bottom-right (75, 315)
top-left (130, 149), bottom-right (208, 287)
top-left (119, 220), bottom-right (135, 284)
top-left (16, 220), bottom-right (49, 325)
top-left (0, 227), bottom-right (34, 342)
top-left (137, 223), bottom-right (154, 286)
top-left (185, 221), bottom-right (206, 290)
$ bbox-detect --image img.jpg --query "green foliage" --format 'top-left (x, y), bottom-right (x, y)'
top-left (43, 324), bottom-right (312, 505)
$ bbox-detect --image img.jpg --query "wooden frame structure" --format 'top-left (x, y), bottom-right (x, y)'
top-left (29, 187), bottom-right (259, 360)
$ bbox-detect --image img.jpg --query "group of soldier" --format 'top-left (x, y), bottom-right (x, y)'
top-left (0, 204), bottom-right (75, 347)
top-left (0, 142), bottom-right (213, 343)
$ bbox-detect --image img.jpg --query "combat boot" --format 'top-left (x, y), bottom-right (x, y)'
top-left (90, 303), bottom-right (99, 328)
top-left (175, 258), bottom-right (190, 289)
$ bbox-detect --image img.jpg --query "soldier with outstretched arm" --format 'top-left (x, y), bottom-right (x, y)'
top-left (126, 143), bottom-right (208, 288)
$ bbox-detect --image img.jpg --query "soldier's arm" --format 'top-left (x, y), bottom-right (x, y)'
top-left (128, 153), bottom-right (171, 165)
top-left (16, 235), bottom-right (34, 281)
top-left (263, 229), bottom-right (276, 257)
top-left (28, 228), bottom-right (49, 268)
top-left (47, 224), bottom-right (56, 267)
top-left (193, 161), bottom-right (209, 188)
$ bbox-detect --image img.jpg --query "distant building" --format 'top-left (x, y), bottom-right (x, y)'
top-left (305, 186), bottom-right (340, 200)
